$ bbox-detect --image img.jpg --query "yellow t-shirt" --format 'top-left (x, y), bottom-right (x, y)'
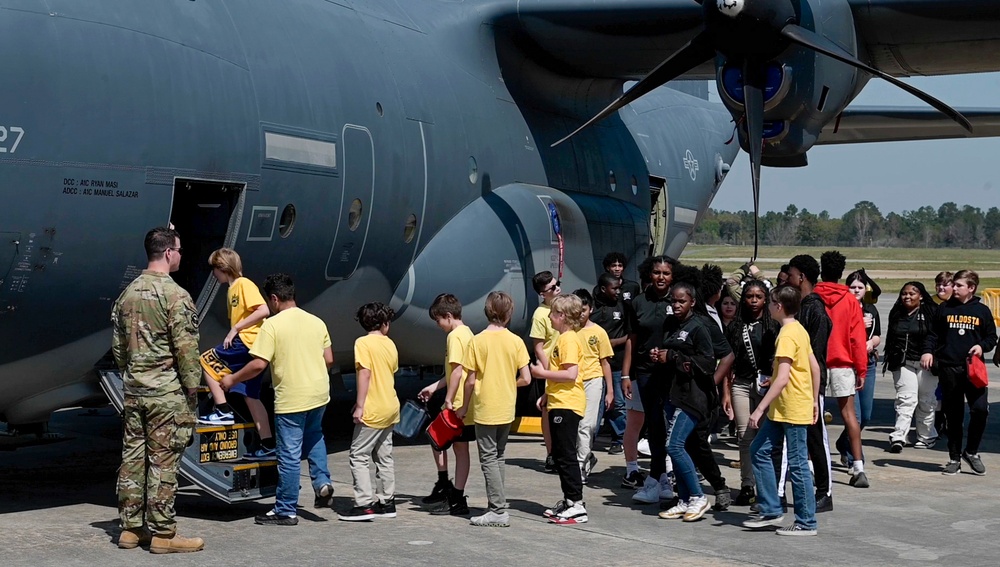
top-left (530, 304), bottom-right (560, 362)
top-left (463, 328), bottom-right (530, 426)
top-left (769, 320), bottom-right (815, 425)
top-left (546, 331), bottom-right (586, 417)
top-left (354, 333), bottom-right (400, 429)
top-left (576, 324), bottom-right (613, 381)
top-left (249, 307), bottom-right (331, 414)
top-left (445, 325), bottom-right (475, 426)
top-left (228, 277), bottom-right (266, 347)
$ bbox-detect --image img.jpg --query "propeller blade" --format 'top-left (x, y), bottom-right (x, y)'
top-left (551, 31), bottom-right (715, 147)
top-left (743, 61), bottom-right (765, 262)
top-left (780, 24), bottom-right (973, 133)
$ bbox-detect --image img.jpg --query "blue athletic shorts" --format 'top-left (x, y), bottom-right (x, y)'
top-left (199, 336), bottom-right (263, 399)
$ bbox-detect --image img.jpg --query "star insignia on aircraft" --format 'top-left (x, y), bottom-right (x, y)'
top-left (684, 150), bottom-right (699, 181)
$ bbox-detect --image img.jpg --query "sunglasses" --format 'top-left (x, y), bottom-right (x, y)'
top-left (542, 280), bottom-right (561, 293)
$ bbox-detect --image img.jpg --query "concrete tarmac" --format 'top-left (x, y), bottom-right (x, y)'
top-left (1, 374), bottom-right (999, 567)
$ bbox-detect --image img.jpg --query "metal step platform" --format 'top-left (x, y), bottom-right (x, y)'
top-left (98, 369), bottom-right (277, 503)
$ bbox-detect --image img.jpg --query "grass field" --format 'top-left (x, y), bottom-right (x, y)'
top-left (680, 244), bottom-right (1000, 293)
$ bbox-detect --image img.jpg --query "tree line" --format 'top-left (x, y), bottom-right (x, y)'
top-left (693, 201), bottom-right (1000, 248)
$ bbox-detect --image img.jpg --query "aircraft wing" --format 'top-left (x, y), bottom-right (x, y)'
top-left (498, 0), bottom-right (712, 80)
top-left (848, 0), bottom-right (1000, 76)
top-left (502, 0), bottom-right (1000, 80)
top-left (816, 107), bottom-right (1000, 145)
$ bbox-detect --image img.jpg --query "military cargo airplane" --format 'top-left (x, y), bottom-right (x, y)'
top-left (2, 0), bottom-right (1000, 435)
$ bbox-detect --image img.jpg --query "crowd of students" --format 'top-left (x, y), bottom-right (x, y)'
top-left (199, 247), bottom-right (995, 535)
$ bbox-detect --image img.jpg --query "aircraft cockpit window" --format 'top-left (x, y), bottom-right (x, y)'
top-left (279, 204), bottom-right (296, 238)
top-left (403, 214), bottom-right (417, 243)
top-left (348, 199), bottom-right (363, 231)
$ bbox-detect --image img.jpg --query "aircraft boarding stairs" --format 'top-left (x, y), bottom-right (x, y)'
top-left (98, 369), bottom-right (277, 504)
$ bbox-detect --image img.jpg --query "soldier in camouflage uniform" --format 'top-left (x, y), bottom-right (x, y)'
top-left (111, 226), bottom-right (205, 553)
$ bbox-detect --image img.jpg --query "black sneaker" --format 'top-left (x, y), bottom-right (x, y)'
top-left (815, 494), bottom-right (833, 513)
top-left (942, 460), bottom-right (961, 476)
top-left (338, 505), bottom-right (376, 521)
top-left (734, 486), bottom-right (756, 507)
top-left (714, 487), bottom-right (732, 511)
top-left (314, 483), bottom-right (334, 509)
top-left (850, 471), bottom-right (870, 488)
top-left (422, 479), bottom-right (453, 504)
top-left (621, 469), bottom-right (646, 489)
top-left (889, 440), bottom-right (904, 454)
top-left (373, 499), bottom-right (397, 518)
top-left (962, 452), bottom-right (986, 476)
top-left (544, 454), bottom-right (556, 474)
top-left (430, 494), bottom-right (470, 516)
top-left (608, 442), bottom-right (624, 455)
top-left (255, 509), bottom-right (298, 526)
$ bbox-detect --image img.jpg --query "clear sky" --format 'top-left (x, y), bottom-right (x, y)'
top-left (709, 72), bottom-right (1000, 217)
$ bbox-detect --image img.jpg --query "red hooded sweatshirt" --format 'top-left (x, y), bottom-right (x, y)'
top-left (814, 282), bottom-right (868, 377)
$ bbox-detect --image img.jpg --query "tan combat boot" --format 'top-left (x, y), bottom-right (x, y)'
top-left (117, 528), bottom-right (151, 549)
top-left (149, 533), bottom-right (205, 554)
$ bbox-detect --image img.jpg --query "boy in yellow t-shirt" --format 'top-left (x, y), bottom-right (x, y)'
top-left (339, 302), bottom-right (400, 522)
top-left (417, 293), bottom-right (474, 516)
top-left (530, 271), bottom-right (561, 471)
top-left (454, 291), bottom-right (531, 527)
top-left (531, 294), bottom-right (588, 525)
top-left (572, 289), bottom-right (614, 483)
top-left (197, 248), bottom-right (274, 458)
top-left (220, 273), bottom-right (334, 526)
top-left (744, 285), bottom-right (822, 536)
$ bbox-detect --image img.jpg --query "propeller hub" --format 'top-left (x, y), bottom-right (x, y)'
top-left (706, 0), bottom-right (797, 60)
top-left (715, 0), bottom-right (746, 19)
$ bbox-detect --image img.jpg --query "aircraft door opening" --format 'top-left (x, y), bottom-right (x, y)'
top-left (649, 175), bottom-right (669, 256)
top-left (326, 125), bottom-right (375, 280)
top-left (168, 178), bottom-right (245, 317)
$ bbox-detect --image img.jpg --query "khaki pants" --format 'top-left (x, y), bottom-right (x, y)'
top-left (576, 378), bottom-right (604, 469)
top-left (475, 423), bottom-right (511, 513)
top-left (349, 423), bottom-right (395, 506)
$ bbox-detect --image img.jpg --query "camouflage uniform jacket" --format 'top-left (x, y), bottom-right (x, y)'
top-left (112, 270), bottom-right (201, 396)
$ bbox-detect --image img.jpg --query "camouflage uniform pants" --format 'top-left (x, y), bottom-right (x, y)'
top-left (118, 390), bottom-right (196, 535)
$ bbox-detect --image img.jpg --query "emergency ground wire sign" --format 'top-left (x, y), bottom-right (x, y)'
top-left (200, 429), bottom-right (240, 463)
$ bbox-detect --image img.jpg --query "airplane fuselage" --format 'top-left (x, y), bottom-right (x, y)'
top-left (0, 0), bottom-right (737, 425)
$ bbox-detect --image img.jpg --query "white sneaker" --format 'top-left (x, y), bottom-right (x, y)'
top-left (632, 476), bottom-right (661, 503)
top-left (658, 500), bottom-right (688, 519)
top-left (470, 510), bottom-right (510, 527)
top-left (637, 438), bottom-right (651, 457)
top-left (683, 495), bottom-right (710, 522)
top-left (550, 500), bottom-right (588, 525)
top-left (659, 478), bottom-right (675, 500)
top-left (543, 499), bottom-right (567, 518)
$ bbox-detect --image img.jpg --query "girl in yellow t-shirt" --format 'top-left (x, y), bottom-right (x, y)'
top-left (530, 294), bottom-right (588, 525)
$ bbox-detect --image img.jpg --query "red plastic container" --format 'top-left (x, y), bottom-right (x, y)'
top-left (426, 408), bottom-right (464, 451)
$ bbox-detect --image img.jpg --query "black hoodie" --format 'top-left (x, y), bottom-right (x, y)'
top-left (796, 292), bottom-right (832, 391)
top-left (923, 296), bottom-right (998, 366)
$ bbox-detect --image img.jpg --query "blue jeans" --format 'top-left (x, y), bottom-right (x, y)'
top-left (856, 357), bottom-right (877, 427)
top-left (275, 406), bottom-right (332, 516)
top-left (666, 409), bottom-right (702, 500)
top-left (604, 371), bottom-right (627, 442)
top-left (751, 419), bottom-right (816, 529)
